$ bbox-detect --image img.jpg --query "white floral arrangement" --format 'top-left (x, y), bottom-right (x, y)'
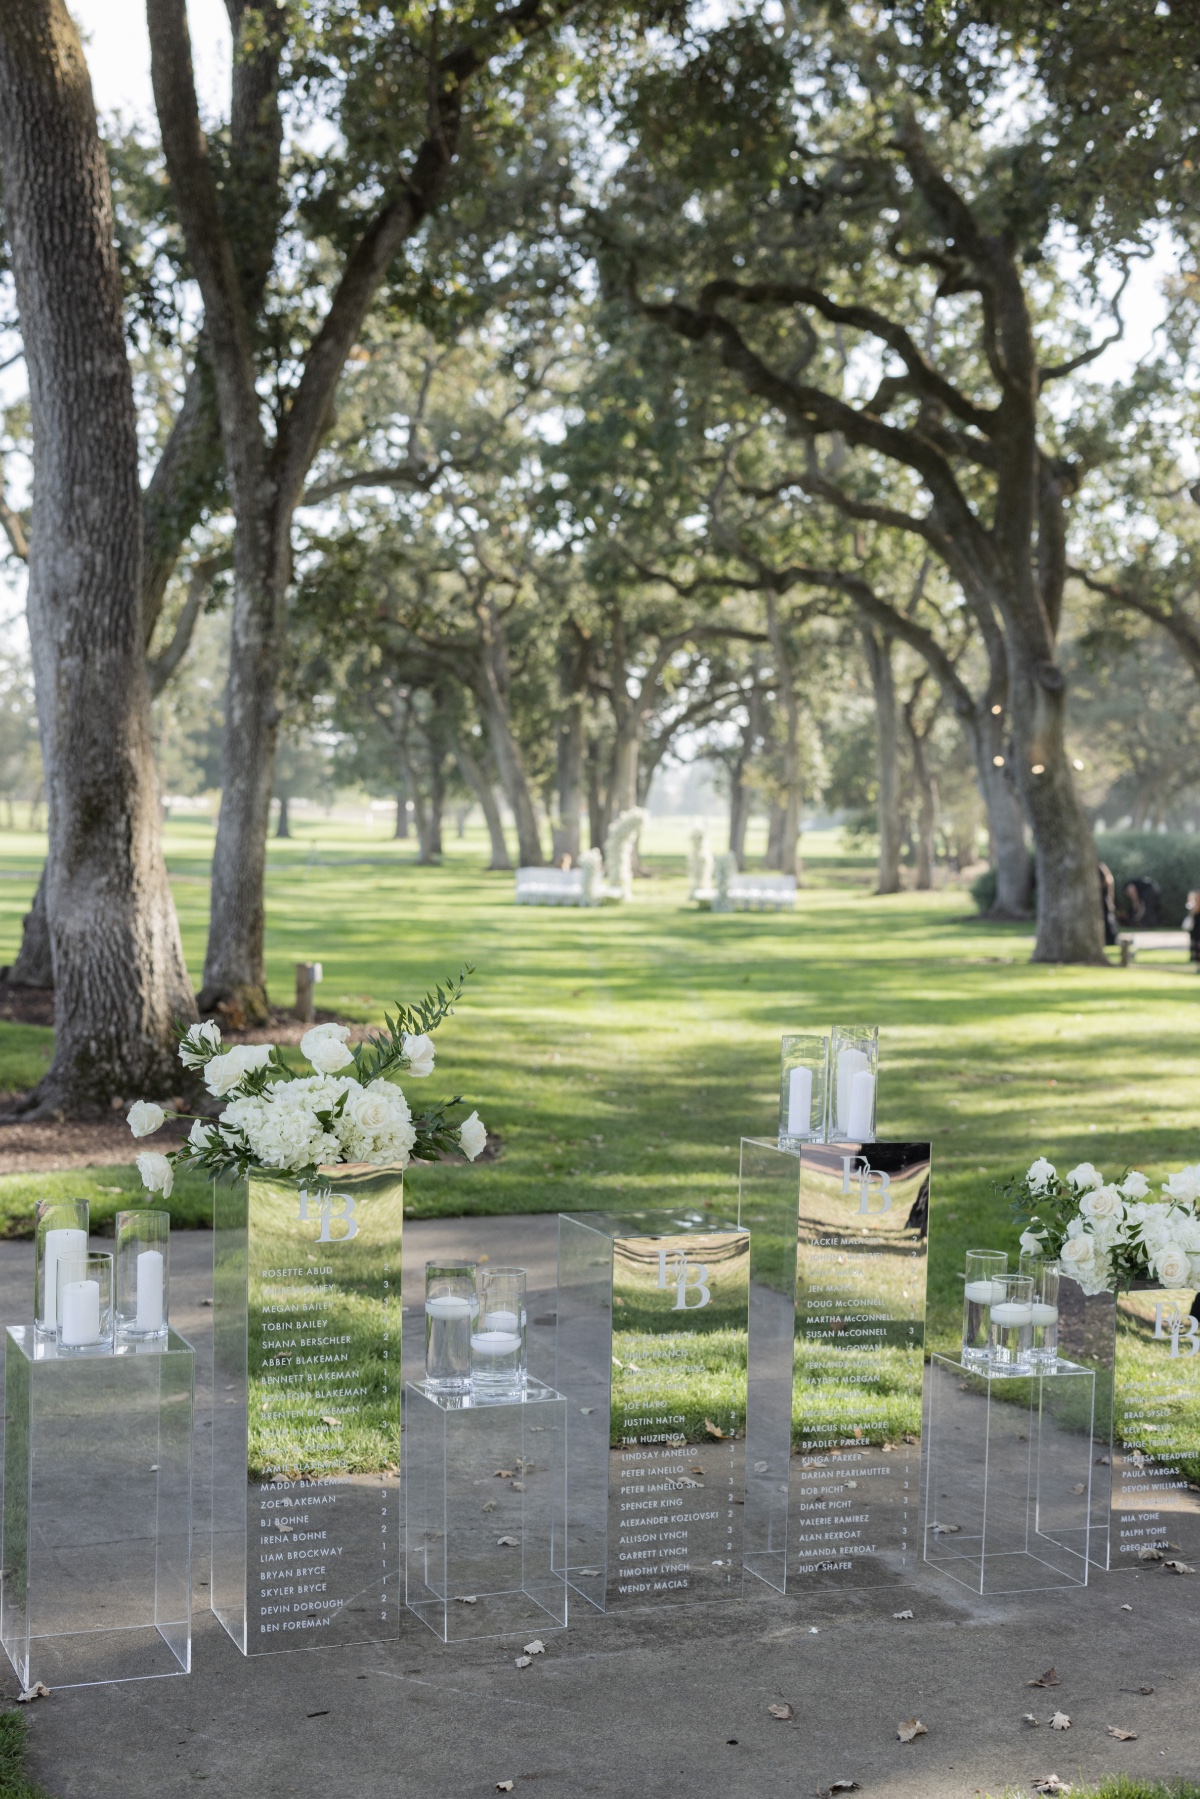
top-left (126, 969), bottom-right (486, 1197)
top-left (686, 825), bottom-right (714, 900)
top-left (579, 846), bottom-right (604, 907)
top-left (1009, 1156), bottom-right (1200, 1296)
top-left (711, 850), bottom-right (735, 912)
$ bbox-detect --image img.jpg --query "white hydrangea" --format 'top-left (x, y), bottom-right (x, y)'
top-left (337, 1077), bottom-right (416, 1166)
top-left (217, 1073), bottom-right (414, 1172)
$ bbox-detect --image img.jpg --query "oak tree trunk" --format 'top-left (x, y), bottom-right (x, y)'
top-left (4, 866), bottom-right (54, 987)
top-left (861, 626), bottom-right (901, 895)
top-left (0, 0), bottom-right (195, 1111)
top-left (453, 738), bottom-right (511, 869)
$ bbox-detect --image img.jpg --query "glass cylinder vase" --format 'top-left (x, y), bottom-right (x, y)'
top-left (989, 1273), bottom-right (1034, 1375)
top-left (115, 1209), bottom-right (171, 1341)
top-left (35, 1199), bottom-right (89, 1339)
top-left (827, 1025), bottom-right (879, 1142)
top-left (962, 1249), bottom-right (1008, 1366)
top-left (55, 1251), bottom-right (114, 1355)
top-left (1020, 1254), bottom-right (1061, 1369)
top-left (424, 1261), bottom-right (476, 1393)
top-left (472, 1267), bottom-right (527, 1398)
top-left (778, 1034), bottom-right (830, 1146)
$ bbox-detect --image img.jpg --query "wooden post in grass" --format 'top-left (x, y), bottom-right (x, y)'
top-left (295, 961), bottom-right (322, 1022)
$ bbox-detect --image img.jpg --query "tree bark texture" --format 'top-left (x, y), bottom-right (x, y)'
top-left (903, 686), bottom-right (938, 891)
top-left (4, 866), bottom-right (53, 987)
top-left (473, 600), bottom-right (543, 865)
top-left (764, 597), bottom-right (802, 878)
top-left (0, 0), bottom-right (195, 1112)
top-left (453, 737), bottom-right (511, 869)
top-left (860, 625), bottom-right (901, 895)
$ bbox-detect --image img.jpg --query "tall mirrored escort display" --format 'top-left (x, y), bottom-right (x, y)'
top-left (739, 1139), bottom-right (930, 1594)
top-left (1, 1326), bottom-right (194, 1689)
top-left (212, 1165), bottom-right (403, 1654)
top-left (556, 1212), bottom-right (750, 1612)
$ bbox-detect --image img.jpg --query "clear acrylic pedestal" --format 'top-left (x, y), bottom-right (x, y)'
top-left (1, 1326), bottom-right (194, 1688)
top-left (405, 1380), bottom-right (567, 1641)
top-left (556, 1211), bottom-right (750, 1612)
top-left (924, 1354), bottom-right (1095, 1594)
top-left (738, 1138), bottom-right (930, 1594)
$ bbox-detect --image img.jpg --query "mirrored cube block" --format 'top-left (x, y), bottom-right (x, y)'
top-left (556, 1211), bottom-right (749, 1612)
top-left (924, 1354), bottom-right (1094, 1594)
top-left (405, 1380), bottom-right (566, 1641)
top-left (1, 1326), bottom-right (194, 1688)
top-left (738, 1138), bottom-right (929, 1594)
top-left (211, 1166), bottom-right (403, 1655)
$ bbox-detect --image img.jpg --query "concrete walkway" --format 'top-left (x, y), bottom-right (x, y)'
top-left (0, 1223), bottom-right (1195, 1799)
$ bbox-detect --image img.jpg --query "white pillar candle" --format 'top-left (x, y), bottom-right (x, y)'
top-left (43, 1228), bottom-right (87, 1329)
top-left (136, 1249), bottom-right (165, 1332)
top-left (846, 1069), bottom-right (875, 1140)
top-left (425, 1295), bottom-right (473, 1320)
top-left (61, 1278), bottom-right (101, 1346)
top-left (786, 1065), bottom-right (812, 1137)
top-left (836, 1048), bottom-right (868, 1131)
top-left (964, 1279), bottom-right (1007, 1304)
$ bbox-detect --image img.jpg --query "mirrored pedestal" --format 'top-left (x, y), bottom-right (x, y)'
top-left (211, 1166), bottom-right (403, 1655)
top-left (738, 1139), bottom-right (929, 1594)
top-left (1, 1326), bottom-right (194, 1688)
top-left (924, 1354), bottom-right (1094, 1595)
top-left (1063, 1284), bottom-right (1200, 1571)
top-left (556, 1211), bottom-right (749, 1612)
top-left (405, 1380), bottom-right (567, 1641)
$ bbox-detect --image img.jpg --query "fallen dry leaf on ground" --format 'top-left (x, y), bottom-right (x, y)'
top-left (1107, 1727), bottom-right (1138, 1741)
top-left (523, 1640), bottom-right (545, 1656)
top-left (1120, 1604), bottom-right (1133, 1611)
top-left (576, 1567), bottom-right (602, 1577)
top-left (931, 1522), bottom-right (960, 1534)
top-left (494, 1469), bottom-right (515, 1479)
top-left (16, 1683), bottom-right (49, 1703)
top-left (483, 1501), bottom-right (496, 1513)
top-left (768, 1703), bottom-right (794, 1721)
top-left (1120, 1685), bottom-right (1154, 1695)
top-left (1070, 1483), bottom-right (1085, 1494)
top-left (453, 1595), bottom-right (477, 1605)
top-left (1032, 1777), bottom-right (1071, 1794)
top-left (824, 1782), bottom-right (859, 1795)
top-left (1023, 1714), bottom-right (1040, 1726)
top-left (892, 1609), bottom-right (914, 1620)
top-left (896, 1718), bottom-right (927, 1742)
top-left (514, 1656), bottom-right (532, 1669)
top-left (1027, 1669), bottom-right (1061, 1688)
top-left (496, 1783), bottom-right (514, 1792)
top-left (704, 1419), bottom-right (727, 1439)
top-left (1137, 1546), bottom-right (1162, 1562)
top-left (319, 1414), bottom-right (340, 1428)
top-left (1050, 1712), bottom-right (1071, 1731)
top-left (497, 1536), bottom-right (519, 1546)
top-left (1164, 1559), bottom-right (1194, 1573)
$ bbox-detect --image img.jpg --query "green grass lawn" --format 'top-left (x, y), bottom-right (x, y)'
top-left (0, 814), bottom-right (1197, 1355)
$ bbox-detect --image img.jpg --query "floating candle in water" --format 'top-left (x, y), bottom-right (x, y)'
top-left (484, 1309), bottom-right (520, 1334)
top-left (963, 1280), bottom-right (1007, 1304)
top-left (425, 1295), bottom-right (473, 1320)
top-left (470, 1330), bottom-right (522, 1357)
top-left (990, 1302), bottom-right (1033, 1326)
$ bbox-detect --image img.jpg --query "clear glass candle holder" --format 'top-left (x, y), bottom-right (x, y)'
top-left (962, 1250), bottom-right (1008, 1366)
top-left (778, 1033), bottom-right (830, 1146)
top-left (1020, 1256), bottom-right (1060, 1369)
top-left (471, 1267), bottom-right (527, 1399)
top-left (115, 1209), bottom-right (170, 1340)
top-left (424, 1261), bottom-right (476, 1393)
top-left (989, 1273), bottom-right (1034, 1375)
top-left (55, 1250), bottom-right (114, 1355)
top-left (35, 1199), bottom-right (89, 1339)
top-left (827, 1025), bottom-right (879, 1142)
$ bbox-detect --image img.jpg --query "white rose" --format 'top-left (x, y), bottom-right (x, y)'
top-left (345, 1083), bottom-right (398, 1134)
top-left (1120, 1170), bottom-right (1150, 1201)
top-left (127, 1100), bottom-right (166, 1139)
top-left (1060, 1232), bottom-right (1096, 1270)
top-left (459, 1111), bottom-right (487, 1161)
top-left (1066, 1162), bottom-right (1103, 1193)
top-left (1019, 1230), bottom-right (1045, 1257)
top-left (204, 1044), bottom-right (273, 1097)
top-left (187, 1118), bottom-right (215, 1151)
top-left (1163, 1164), bottom-right (1200, 1205)
top-left (136, 1150), bottom-right (174, 1198)
top-left (300, 1023), bottom-right (354, 1075)
top-left (178, 1019), bottom-right (223, 1068)
top-left (1153, 1242), bottom-right (1192, 1287)
top-left (1080, 1184), bottom-right (1123, 1226)
top-left (402, 1032), bottom-right (435, 1078)
top-left (1026, 1157), bottom-right (1056, 1195)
